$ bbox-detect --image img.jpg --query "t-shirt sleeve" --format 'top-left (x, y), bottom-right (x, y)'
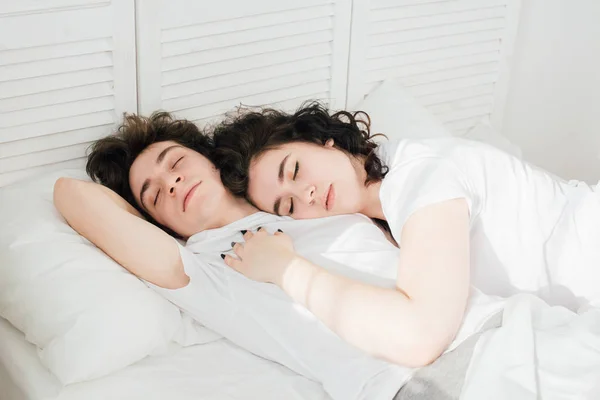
top-left (381, 156), bottom-right (474, 242)
top-left (174, 239), bottom-right (200, 276)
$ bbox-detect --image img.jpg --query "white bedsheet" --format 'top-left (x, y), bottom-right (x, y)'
top-left (0, 317), bottom-right (61, 400)
top-left (0, 317), bottom-right (330, 400)
top-left (461, 295), bottom-right (600, 400)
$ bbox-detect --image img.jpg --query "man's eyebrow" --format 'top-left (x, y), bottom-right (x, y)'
top-left (139, 180), bottom-right (150, 211)
top-left (278, 153), bottom-right (290, 183)
top-left (139, 145), bottom-right (181, 210)
top-left (157, 145), bottom-right (181, 165)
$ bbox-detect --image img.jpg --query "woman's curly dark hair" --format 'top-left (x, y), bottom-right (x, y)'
top-left (212, 101), bottom-right (388, 200)
top-left (86, 111), bottom-right (213, 238)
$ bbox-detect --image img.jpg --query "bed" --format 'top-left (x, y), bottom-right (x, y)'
top-left (0, 316), bottom-right (329, 400)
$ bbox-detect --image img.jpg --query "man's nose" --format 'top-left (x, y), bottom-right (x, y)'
top-left (167, 175), bottom-right (183, 196)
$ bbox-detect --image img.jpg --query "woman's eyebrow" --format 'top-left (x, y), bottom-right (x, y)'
top-left (274, 153), bottom-right (291, 215)
top-left (278, 154), bottom-right (290, 183)
top-left (273, 197), bottom-right (282, 216)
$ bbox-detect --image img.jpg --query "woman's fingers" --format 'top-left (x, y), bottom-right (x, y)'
top-left (231, 241), bottom-right (244, 259)
top-left (222, 254), bottom-right (241, 271)
top-left (243, 230), bottom-right (254, 241)
top-left (242, 227), bottom-right (270, 242)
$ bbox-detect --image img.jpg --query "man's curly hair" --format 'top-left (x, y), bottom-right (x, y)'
top-left (86, 111), bottom-right (213, 238)
top-left (212, 101), bottom-right (388, 201)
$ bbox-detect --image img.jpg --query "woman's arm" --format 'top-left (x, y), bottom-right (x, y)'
top-left (226, 198), bottom-right (470, 367)
top-left (393, 198), bottom-right (471, 363)
top-left (53, 178), bottom-right (188, 289)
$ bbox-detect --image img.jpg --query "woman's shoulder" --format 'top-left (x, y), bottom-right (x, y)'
top-left (382, 136), bottom-right (509, 170)
top-left (377, 137), bottom-right (460, 168)
top-left (378, 139), bottom-right (477, 237)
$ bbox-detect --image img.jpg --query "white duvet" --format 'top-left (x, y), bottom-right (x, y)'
top-left (462, 295), bottom-right (600, 400)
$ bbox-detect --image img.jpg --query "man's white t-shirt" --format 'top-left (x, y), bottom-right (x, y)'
top-left (378, 137), bottom-right (600, 309)
top-left (148, 212), bottom-right (504, 400)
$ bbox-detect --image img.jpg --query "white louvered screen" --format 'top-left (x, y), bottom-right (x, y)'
top-left (136, 0), bottom-right (352, 127)
top-left (347, 0), bottom-right (522, 135)
top-left (0, 0), bottom-right (137, 187)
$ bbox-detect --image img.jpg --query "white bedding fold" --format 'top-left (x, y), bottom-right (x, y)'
top-left (462, 294), bottom-right (600, 400)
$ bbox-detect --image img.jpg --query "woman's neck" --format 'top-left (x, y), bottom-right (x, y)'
top-left (360, 180), bottom-right (385, 220)
top-left (351, 154), bottom-right (385, 220)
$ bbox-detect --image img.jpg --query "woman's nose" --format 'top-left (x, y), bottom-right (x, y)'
top-left (303, 185), bottom-right (316, 205)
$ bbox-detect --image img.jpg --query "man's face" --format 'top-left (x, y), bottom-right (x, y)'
top-left (129, 141), bottom-right (229, 238)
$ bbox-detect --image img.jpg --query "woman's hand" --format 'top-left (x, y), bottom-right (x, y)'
top-left (223, 228), bottom-right (297, 286)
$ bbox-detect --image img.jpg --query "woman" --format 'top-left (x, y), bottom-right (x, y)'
top-left (212, 102), bottom-right (600, 315)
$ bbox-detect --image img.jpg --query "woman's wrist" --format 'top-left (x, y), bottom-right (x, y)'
top-left (277, 256), bottom-right (322, 307)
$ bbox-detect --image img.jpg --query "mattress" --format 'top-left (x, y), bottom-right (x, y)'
top-left (0, 317), bottom-right (330, 400)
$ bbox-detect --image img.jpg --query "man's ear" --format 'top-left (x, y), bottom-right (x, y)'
top-left (325, 138), bottom-right (335, 148)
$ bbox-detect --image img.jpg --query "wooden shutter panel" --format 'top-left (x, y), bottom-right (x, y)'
top-left (136, 0), bottom-right (352, 126)
top-left (0, 0), bottom-right (137, 187)
top-left (347, 0), bottom-right (522, 135)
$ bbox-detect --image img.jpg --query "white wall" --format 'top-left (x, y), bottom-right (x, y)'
top-left (500, 0), bottom-right (600, 183)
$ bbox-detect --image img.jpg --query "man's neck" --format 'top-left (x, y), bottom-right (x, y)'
top-left (214, 195), bottom-right (260, 228)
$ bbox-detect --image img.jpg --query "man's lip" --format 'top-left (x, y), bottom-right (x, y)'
top-left (322, 184), bottom-right (332, 211)
top-left (325, 184), bottom-right (334, 211)
top-left (183, 182), bottom-right (201, 212)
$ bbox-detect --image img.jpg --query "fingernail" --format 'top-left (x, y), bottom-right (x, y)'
top-left (220, 254), bottom-right (225, 260)
top-left (231, 242), bottom-right (235, 247)
top-left (277, 229), bottom-right (283, 233)
top-left (241, 230), bottom-right (247, 234)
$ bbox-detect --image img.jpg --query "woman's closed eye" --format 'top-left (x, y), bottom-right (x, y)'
top-left (287, 161), bottom-right (299, 215)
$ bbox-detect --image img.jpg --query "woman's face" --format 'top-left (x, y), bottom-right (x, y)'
top-left (247, 141), bottom-right (366, 219)
top-left (129, 140), bottom-right (229, 238)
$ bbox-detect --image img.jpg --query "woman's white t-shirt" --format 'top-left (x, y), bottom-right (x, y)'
top-left (378, 137), bottom-right (600, 308)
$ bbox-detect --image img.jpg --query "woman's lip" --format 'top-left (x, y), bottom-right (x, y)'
top-left (183, 182), bottom-right (201, 212)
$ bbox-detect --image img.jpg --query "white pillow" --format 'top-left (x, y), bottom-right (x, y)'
top-left (0, 169), bottom-right (217, 384)
top-left (353, 80), bottom-right (452, 141)
top-left (353, 80), bottom-right (523, 158)
top-left (463, 116), bottom-right (523, 159)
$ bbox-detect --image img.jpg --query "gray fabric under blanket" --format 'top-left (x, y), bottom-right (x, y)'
top-left (393, 312), bottom-right (503, 400)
